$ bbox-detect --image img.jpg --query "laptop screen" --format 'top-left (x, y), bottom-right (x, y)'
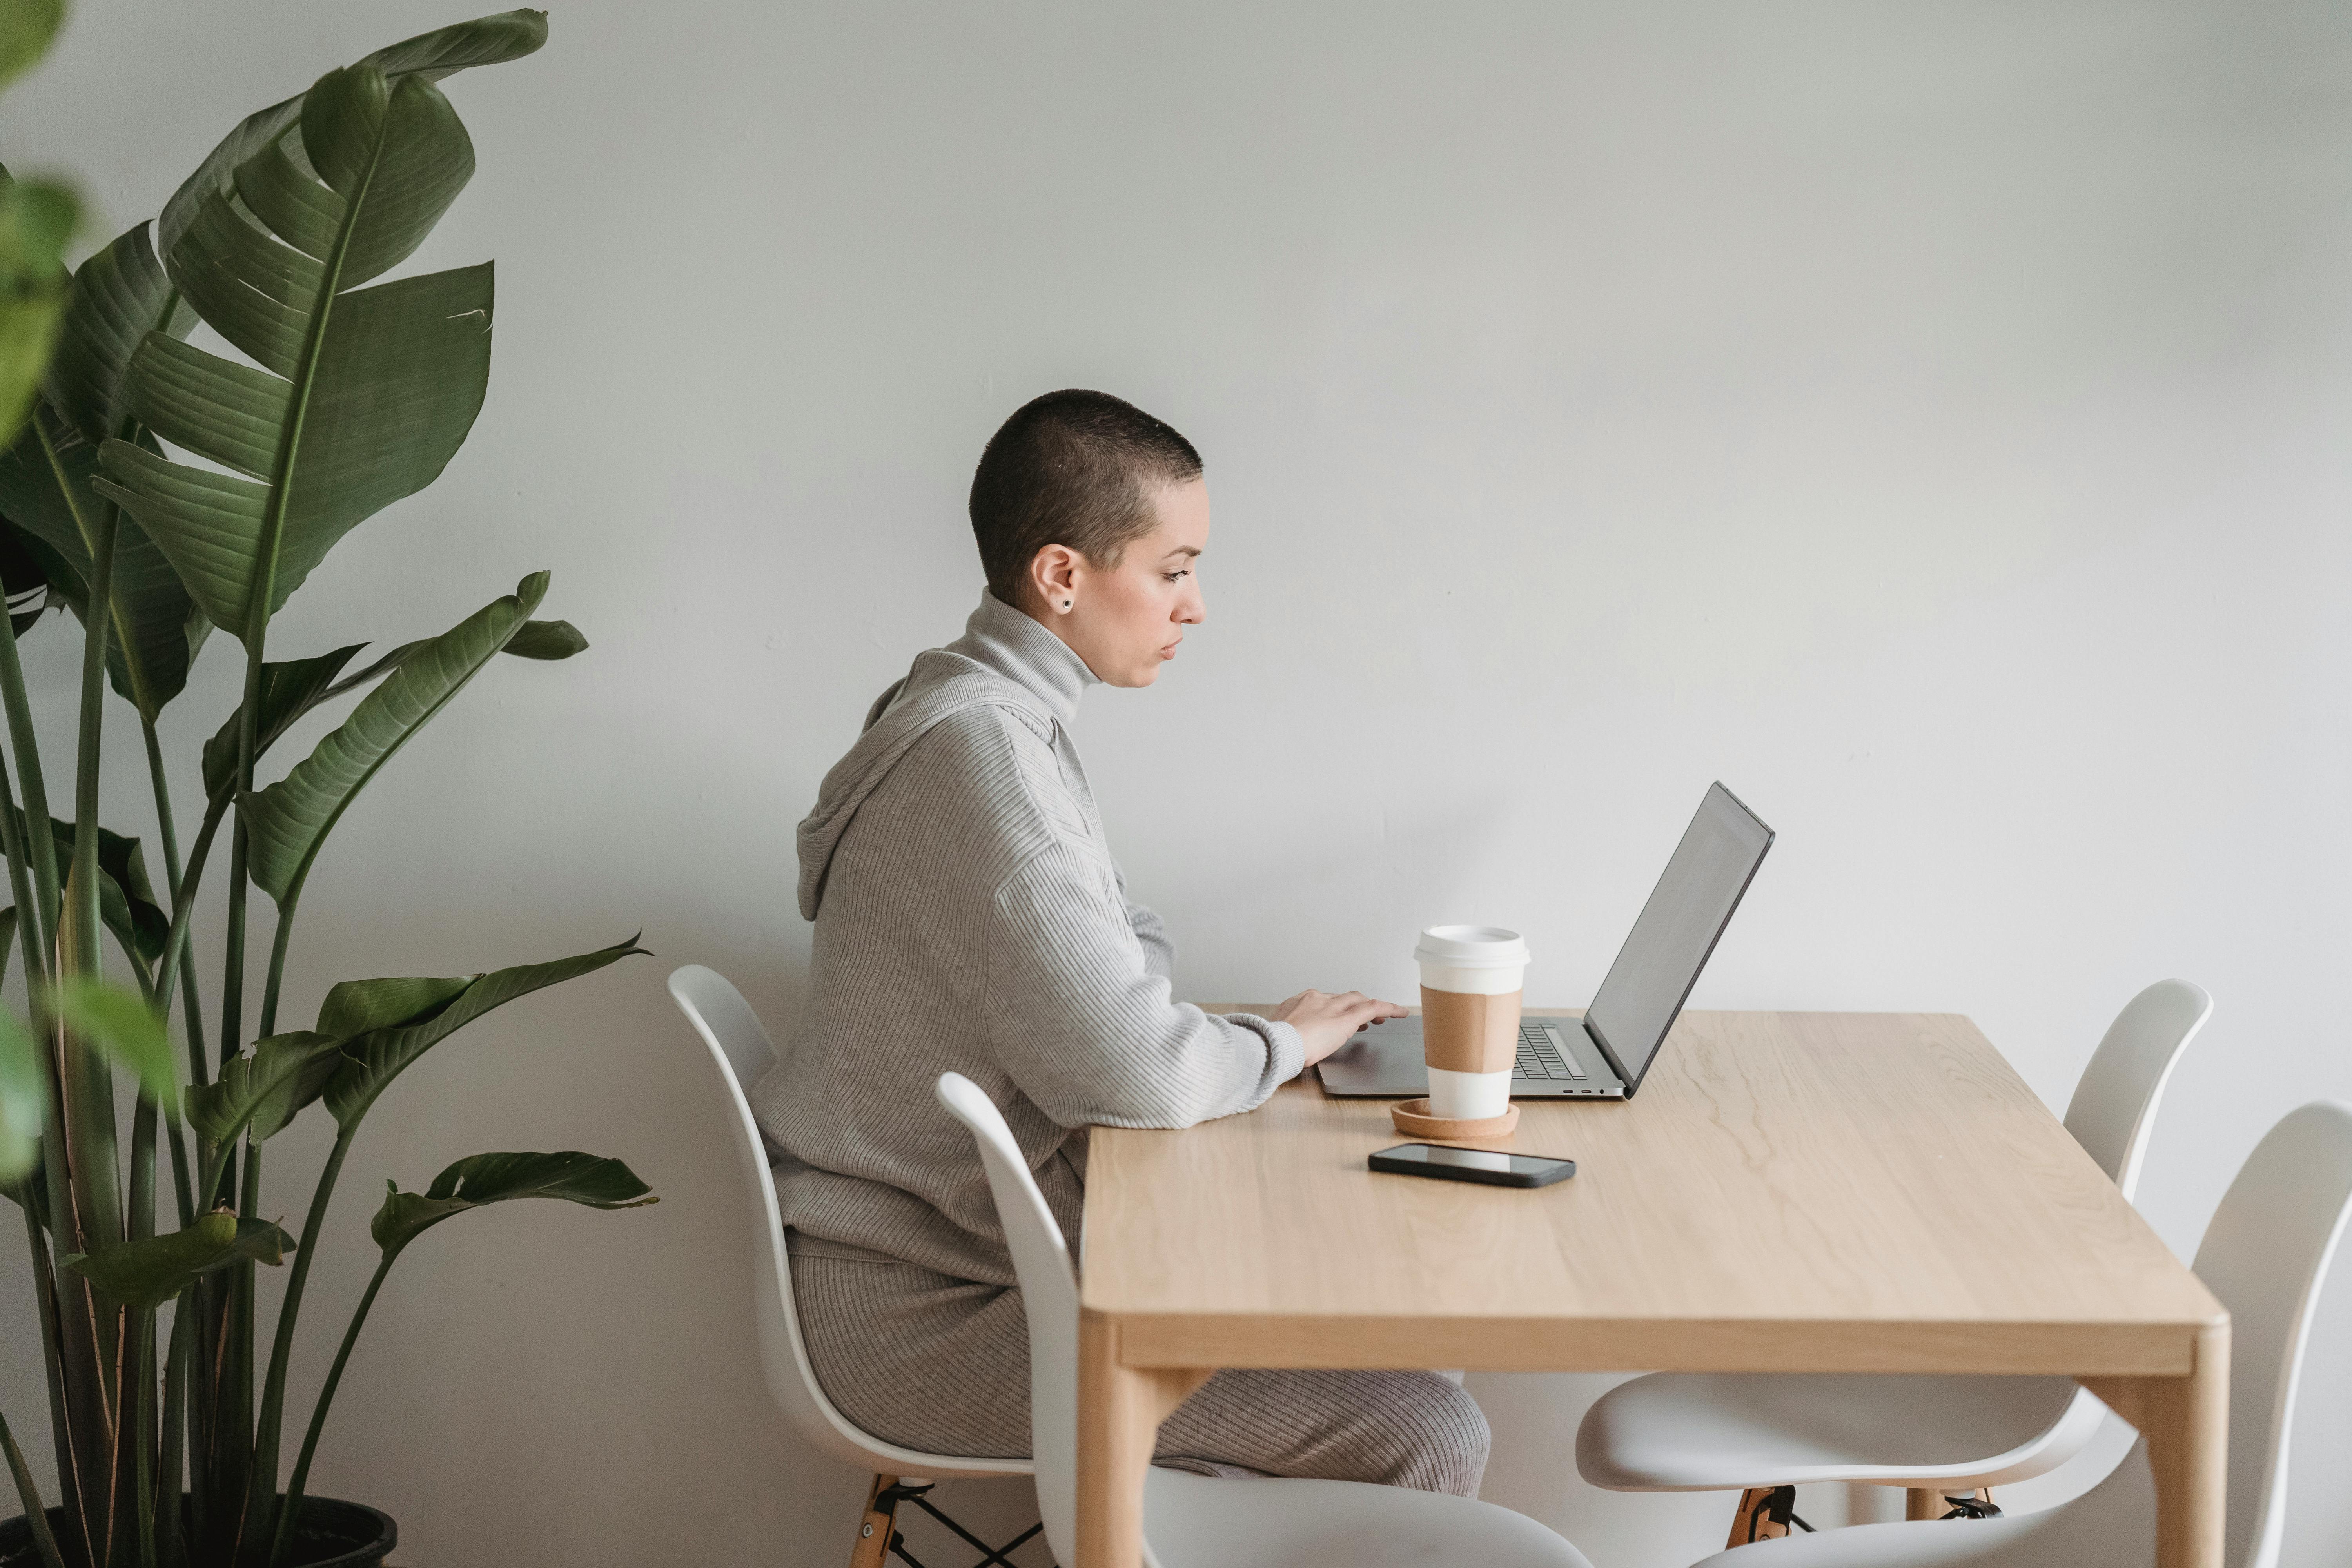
top-left (1582, 784), bottom-right (1774, 1093)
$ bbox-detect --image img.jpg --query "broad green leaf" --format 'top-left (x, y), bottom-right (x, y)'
top-left (200, 642), bottom-right (366, 802)
top-left (154, 190), bottom-right (319, 381)
top-left (241, 574), bottom-right (547, 908)
top-left (317, 637), bottom-right (428, 699)
top-left (98, 261), bottom-right (494, 642)
top-left (157, 9), bottom-right (549, 259)
top-left (325, 935), bottom-right (647, 1128)
top-left (280, 261), bottom-right (492, 541)
top-left (372, 1150), bottom-right (654, 1262)
top-left (0, 1003), bottom-right (40, 1183)
top-left (0, 512), bottom-right (61, 634)
top-left (200, 622), bottom-right (572, 805)
top-left (296, 67), bottom-right (477, 287)
top-left (44, 221), bottom-right (200, 444)
top-left (185, 1031), bottom-right (342, 1147)
top-left (0, 804), bottom-right (170, 965)
top-left (504, 618), bottom-right (586, 660)
top-left (45, 975), bottom-right (175, 1109)
top-left (103, 40), bottom-right (508, 649)
top-left (122, 331), bottom-right (286, 477)
top-left (0, 172), bottom-right (73, 446)
top-left (6, 806), bottom-right (171, 963)
top-left (62, 1212), bottom-right (293, 1309)
top-left (315, 615), bottom-right (568, 696)
top-left (0, 414), bottom-right (213, 715)
top-left (315, 975), bottom-right (470, 1040)
top-left (0, 171), bottom-right (70, 271)
top-left (0, 0), bottom-right (62, 91)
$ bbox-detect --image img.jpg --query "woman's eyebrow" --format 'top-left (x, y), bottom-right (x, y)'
top-left (1162, 546), bottom-right (1203, 561)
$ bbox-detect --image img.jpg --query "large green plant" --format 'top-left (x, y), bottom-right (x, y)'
top-left (0, 12), bottom-right (658, 1568)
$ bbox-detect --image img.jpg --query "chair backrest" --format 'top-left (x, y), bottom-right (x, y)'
top-left (935, 1072), bottom-right (1085, 1559)
top-left (2189, 1100), bottom-right (2352, 1568)
top-left (670, 965), bottom-right (1015, 1478)
top-left (2063, 979), bottom-right (2211, 1199)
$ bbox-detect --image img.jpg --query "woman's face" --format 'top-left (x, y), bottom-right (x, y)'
top-left (1026, 478), bottom-right (1210, 688)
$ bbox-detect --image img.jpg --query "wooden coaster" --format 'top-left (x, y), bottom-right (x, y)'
top-left (1390, 1098), bottom-right (1519, 1140)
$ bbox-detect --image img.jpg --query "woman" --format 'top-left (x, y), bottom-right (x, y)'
top-left (753, 389), bottom-right (1488, 1491)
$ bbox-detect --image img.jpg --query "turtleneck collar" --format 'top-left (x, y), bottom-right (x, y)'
top-left (943, 590), bottom-right (1098, 728)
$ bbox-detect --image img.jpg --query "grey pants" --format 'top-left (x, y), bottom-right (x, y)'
top-left (792, 1253), bottom-right (1490, 1495)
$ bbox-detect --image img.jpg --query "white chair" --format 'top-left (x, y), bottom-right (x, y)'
top-left (669, 965), bottom-right (1039, 1568)
top-left (1679, 1096), bottom-right (2352, 1568)
top-left (1577, 980), bottom-right (2211, 1537)
top-left (933, 1069), bottom-right (1595, 1568)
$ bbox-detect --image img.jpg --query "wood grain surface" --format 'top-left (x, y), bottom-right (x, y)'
top-left (1081, 1009), bottom-right (2223, 1375)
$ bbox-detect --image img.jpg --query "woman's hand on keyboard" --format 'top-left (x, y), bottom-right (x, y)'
top-left (1270, 989), bottom-right (1410, 1070)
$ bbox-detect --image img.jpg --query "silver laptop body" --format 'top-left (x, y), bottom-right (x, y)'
top-left (1314, 782), bottom-right (1774, 1103)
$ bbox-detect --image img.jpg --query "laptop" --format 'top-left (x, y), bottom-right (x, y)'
top-left (1315, 782), bottom-right (1774, 1102)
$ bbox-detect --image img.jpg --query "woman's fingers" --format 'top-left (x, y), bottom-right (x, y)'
top-left (1272, 989), bottom-right (1408, 1029)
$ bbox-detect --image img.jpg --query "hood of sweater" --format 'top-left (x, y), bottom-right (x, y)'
top-left (795, 590), bottom-right (1099, 919)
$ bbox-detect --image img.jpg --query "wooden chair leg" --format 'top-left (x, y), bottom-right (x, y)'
top-left (849, 1474), bottom-right (901, 1568)
top-left (1726, 1486), bottom-right (1800, 1547)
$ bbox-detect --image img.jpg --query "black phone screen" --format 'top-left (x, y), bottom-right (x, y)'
top-left (1368, 1143), bottom-right (1576, 1188)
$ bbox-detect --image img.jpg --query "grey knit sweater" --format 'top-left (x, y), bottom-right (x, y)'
top-left (753, 592), bottom-right (1304, 1285)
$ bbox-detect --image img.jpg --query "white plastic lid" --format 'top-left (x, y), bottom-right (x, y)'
top-left (1414, 925), bottom-right (1531, 967)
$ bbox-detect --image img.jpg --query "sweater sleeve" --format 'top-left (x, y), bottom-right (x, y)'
top-left (1112, 861), bottom-right (1177, 981)
top-left (985, 843), bottom-right (1305, 1129)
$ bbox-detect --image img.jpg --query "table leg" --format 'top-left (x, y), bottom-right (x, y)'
top-left (1076, 1310), bottom-right (1211, 1568)
top-left (2082, 1321), bottom-right (2229, 1568)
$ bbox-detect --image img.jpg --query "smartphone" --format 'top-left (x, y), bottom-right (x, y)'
top-left (1367, 1143), bottom-right (1576, 1189)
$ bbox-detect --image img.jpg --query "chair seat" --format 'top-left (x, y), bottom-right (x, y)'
top-left (1578, 1372), bottom-right (2089, 1490)
top-left (1682, 1440), bottom-right (2152, 1568)
top-left (1143, 1467), bottom-right (1593, 1568)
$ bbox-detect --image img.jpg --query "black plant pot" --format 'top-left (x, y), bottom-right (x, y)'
top-left (0, 1497), bottom-right (396, 1568)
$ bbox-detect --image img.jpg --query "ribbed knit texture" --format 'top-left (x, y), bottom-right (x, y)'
top-left (752, 591), bottom-right (1305, 1285)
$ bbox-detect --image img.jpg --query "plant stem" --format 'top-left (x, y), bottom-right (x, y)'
top-left (219, 815), bottom-right (248, 1062)
top-left (245, 1125), bottom-right (354, 1549)
top-left (16, 1196), bottom-right (75, 1542)
top-left (0, 570), bottom-right (60, 959)
top-left (157, 1301), bottom-right (192, 1568)
top-left (154, 797), bottom-right (225, 1085)
top-left (46, 410), bottom-right (115, 983)
top-left (142, 718), bottom-right (208, 1086)
top-left (40, 407), bottom-right (132, 1568)
top-left (0, 1396), bottom-right (68, 1568)
top-left (129, 1094), bottom-right (157, 1243)
top-left (267, 1252), bottom-right (390, 1568)
top-left (222, 614), bottom-right (267, 1076)
top-left (257, 907), bottom-right (292, 1041)
top-left (224, 1140), bottom-right (262, 1477)
top-left (0, 741), bottom-right (46, 991)
top-left (163, 1107), bottom-right (194, 1232)
top-left (134, 1308), bottom-right (158, 1568)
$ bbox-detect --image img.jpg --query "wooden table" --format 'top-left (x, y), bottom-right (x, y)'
top-left (1076, 1010), bottom-right (2227, 1568)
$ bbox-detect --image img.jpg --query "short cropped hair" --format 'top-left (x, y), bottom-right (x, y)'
top-left (968, 389), bottom-right (1202, 604)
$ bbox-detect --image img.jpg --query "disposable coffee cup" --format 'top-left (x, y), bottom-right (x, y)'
top-left (1415, 925), bottom-right (1530, 1121)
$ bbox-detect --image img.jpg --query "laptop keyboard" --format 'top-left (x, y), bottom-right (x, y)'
top-left (1513, 1022), bottom-right (1587, 1081)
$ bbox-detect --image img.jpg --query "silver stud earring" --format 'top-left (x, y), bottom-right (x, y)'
top-left (1062, 599), bottom-right (1073, 610)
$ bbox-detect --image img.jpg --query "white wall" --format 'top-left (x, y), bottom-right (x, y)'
top-left (6, 3), bottom-right (2352, 1564)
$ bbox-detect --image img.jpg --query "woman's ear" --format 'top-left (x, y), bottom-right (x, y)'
top-left (1028, 544), bottom-right (1082, 614)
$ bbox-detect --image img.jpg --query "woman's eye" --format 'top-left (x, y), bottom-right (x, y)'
top-left (1164, 570), bottom-right (1190, 583)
